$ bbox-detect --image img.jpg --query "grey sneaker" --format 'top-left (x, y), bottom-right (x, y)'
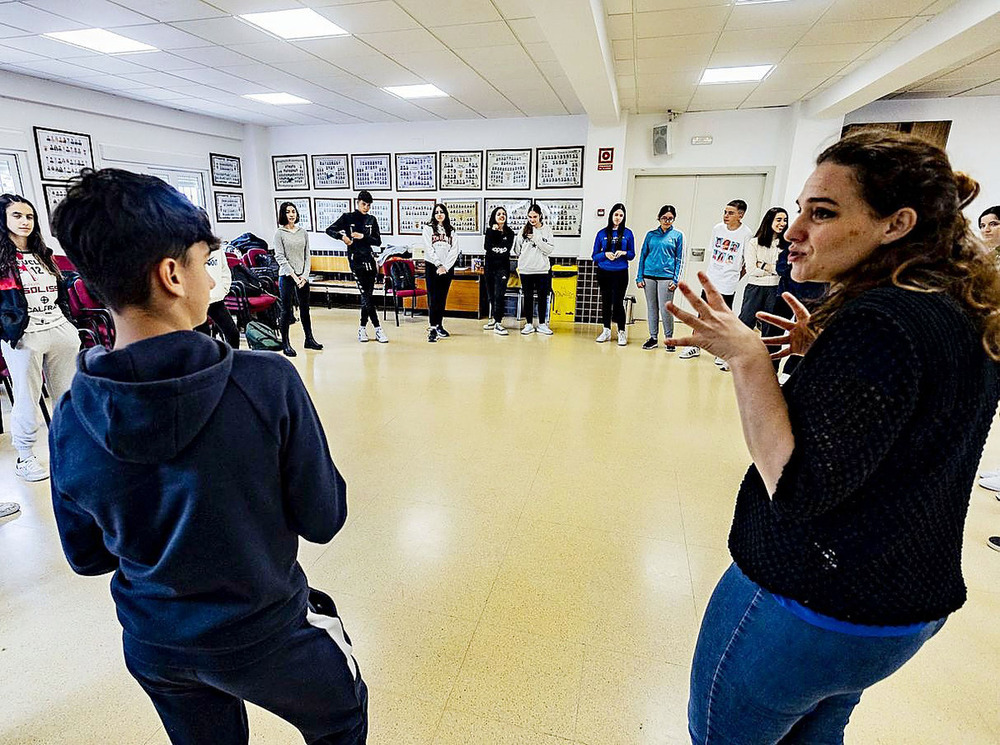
top-left (0, 502), bottom-right (20, 518)
top-left (494, 323), bottom-right (509, 336)
top-left (679, 346), bottom-right (700, 359)
top-left (14, 455), bottom-right (48, 482)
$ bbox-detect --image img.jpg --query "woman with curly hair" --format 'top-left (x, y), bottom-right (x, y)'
top-left (667, 131), bottom-right (1000, 743)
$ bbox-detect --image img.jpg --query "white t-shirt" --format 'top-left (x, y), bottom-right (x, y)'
top-left (705, 222), bottom-right (752, 295)
top-left (17, 251), bottom-right (67, 332)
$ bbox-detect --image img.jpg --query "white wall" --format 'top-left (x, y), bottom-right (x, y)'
top-left (0, 70), bottom-right (267, 249)
top-left (845, 95), bottom-right (1000, 219)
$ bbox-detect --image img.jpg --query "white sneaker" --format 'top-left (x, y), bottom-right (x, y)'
top-left (777, 372), bottom-right (791, 386)
top-left (714, 356), bottom-right (725, 367)
top-left (358, 327), bottom-right (369, 343)
top-left (596, 328), bottom-right (611, 343)
top-left (719, 360), bottom-right (730, 372)
top-left (483, 320), bottom-right (496, 330)
top-left (980, 467), bottom-right (1000, 479)
top-left (617, 330), bottom-right (627, 346)
top-left (494, 323), bottom-right (509, 336)
top-left (536, 323), bottom-right (553, 335)
top-left (521, 324), bottom-right (535, 335)
top-left (14, 455), bottom-right (48, 482)
top-left (375, 327), bottom-right (389, 343)
top-left (679, 346), bottom-right (700, 359)
top-left (978, 475), bottom-right (1000, 493)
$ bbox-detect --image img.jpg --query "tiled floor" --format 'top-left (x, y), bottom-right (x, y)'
top-left (2, 309), bottom-right (999, 744)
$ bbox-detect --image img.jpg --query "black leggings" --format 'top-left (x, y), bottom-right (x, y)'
top-left (520, 273), bottom-right (551, 324)
top-left (349, 254), bottom-right (380, 328)
top-left (200, 300), bottom-right (240, 348)
top-left (484, 263), bottom-right (509, 324)
top-left (280, 276), bottom-right (313, 341)
top-left (425, 265), bottom-right (454, 328)
top-left (597, 267), bottom-right (629, 331)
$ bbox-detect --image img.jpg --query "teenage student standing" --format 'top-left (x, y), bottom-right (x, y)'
top-left (679, 199), bottom-right (752, 370)
top-left (667, 131), bottom-right (1000, 744)
top-left (198, 243), bottom-right (239, 348)
top-left (636, 205), bottom-right (684, 351)
top-left (326, 190), bottom-right (388, 344)
top-left (974, 206), bottom-right (1000, 501)
top-left (515, 204), bottom-right (555, 335)
top-left (0, 193), bottom-right (79, 482)
top-left (483, 206), bottom-right (515, 336)
top-left (422, 203), bottom-right (460, 343)
top-left (49, 168), bottom-right (367, 745)
top-left (592, 202), bottom-right (635, 346)
top-left (738, 207), bottom-right (788, 365)
top-left (274, 202), bottom-right (322, 357)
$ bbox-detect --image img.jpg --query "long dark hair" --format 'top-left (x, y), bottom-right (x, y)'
top-left (754, 207), bottom-right (790, 251)
top-left (427, 203), bottom-right (453, 237)
top-left (1, 193), bottom-right (60, 279)
top-left (486, 206), bottom-right (513, 238)
top-left (522, 203), bottom-right (543, 239)
top-left (810, 130), bottom-right (1000, 358)
top-left (277, 201), bottom-right (298, 226)
top-left (604, 202), bottom-right (627, 241)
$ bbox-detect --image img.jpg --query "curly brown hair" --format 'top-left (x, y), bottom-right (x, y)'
top-left (808, 130), bottom-right (1000, 359)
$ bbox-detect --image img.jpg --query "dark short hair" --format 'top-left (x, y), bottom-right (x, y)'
top-left (357, 190), bottom-right (373, 205)
top-left (277, 201), bottom-right (297, 226)
top-left (51, 168), bottom-right (218, 311)
top-left (727, 199), bottom-right (747, 214)
top-left (658, 204), bottom-right (676, 219)
top-left (980, 206), bottom-right (1000, 223)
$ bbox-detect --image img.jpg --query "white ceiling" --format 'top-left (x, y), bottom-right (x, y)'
top-left (0, 0), bottom-right (996, 126)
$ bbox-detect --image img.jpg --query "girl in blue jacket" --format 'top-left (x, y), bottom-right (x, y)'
top-left (636, 204), bottom-right (684, 350)
top-left (592, 202), bottom-right (635, 345)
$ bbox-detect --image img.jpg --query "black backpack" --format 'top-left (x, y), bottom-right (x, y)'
top-left (388, 260), bottom-right (416, 292)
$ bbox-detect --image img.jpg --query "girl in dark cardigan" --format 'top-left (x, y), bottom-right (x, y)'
top-left (666, 131), bottom-right (1000, 744)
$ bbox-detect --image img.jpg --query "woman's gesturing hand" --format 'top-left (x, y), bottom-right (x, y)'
top-left (757, 293), bottom-right (817, 360)
top-left (664, 272), bottom-right (766, 365)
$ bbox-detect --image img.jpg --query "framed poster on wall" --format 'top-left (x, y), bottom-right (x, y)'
top-left (538, 198), bottom-right (583, 237)
top-left (440, 150), bottom-right (482, 190)
top-left (274, 197), bottom-right (313, 232)
top-left (33, 126), bottom-right (94, 182)
top-left (311, 154), bottom-right (349, 189)
top-left (272, 154), bottom-right (308, 191)
top-left (395, 152), bottom-right (436, 191)
top-left (484, 197), bottom-right (532, 232)
top-left (397, 199), bottom-right (436, 235)
top-left (315, 198), bottom-right (351, 232)
top-left (356, 198), bottom-right (393, 235)
top-left (42, 183), bottom-right (68, 220)
top-left (486, 148), bottom-right (531, 191)
top-left (210, 153), bottom-right (242, 188)
top-left (214, 192), bottom-right (245, 223)
top-left (442, 199), bottom-right (480, 234)
top-left (535, 146), bottom-right (584, 189)
top-left (351, 153), bottom-right (391, 191)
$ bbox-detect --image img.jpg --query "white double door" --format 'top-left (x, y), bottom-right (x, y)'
top-left (628, 172), bottom-right (768, 320)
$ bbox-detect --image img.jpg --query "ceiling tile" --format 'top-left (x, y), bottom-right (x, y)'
top-left (715, 25), bottom-right (811, 53)
top-left (0, 3), bottom-right (87, 33)
top-left (24, 0), bottom-right (153, 27)
top-left (0, 44), bottom-right (42, 63)
top-left (606, 13), bottom-right (632, 40)
top-left (9, 58), bottom-right (101, 79)
top-left (524, 41), bottom-right (557, 63)
top-left (799, 18), bottom-right (908, 45)
top-left (687, 82), bottom-right (758, 110)
top-left (508, 18), bottom-right (545, 44)
top-left (72, 74), bottom-right (153, 91)
top-left (435, 21), bottom-right (517, 49)
top-left (634, 0), bottom-right (732, 9)
top-left (634, 7), bottom-right (731, 38)
top-left (394, 0), bottom-right (501, 27)
top-left (170, 45), bottom-right (254, 67)
top-left (204, 0), bottom-right (301, 12)
top-left (167, 66), bottom-right (264, 93)
top-left (118, 23), bottom-right (215, 50)
top-left (359, 28), bottom-right (446, 55)
top-left (708, 48), bottom-right (784, 67)
top-left (293, 35), bottom-right (379, 61)
top-left (635, 33), bottom-right (716, 58)
top-left (116, 50), bottom-right (205, 71)
top-left (69, 54), bottom-right (151, 75)
top-left (173, 17), bottom-right (274, 45)
top-left (126, 87), bottom-right (192, 101)
top-left (783, 42), bottom-right (873, 64)
top-left (225, 40), bottom-right (316, 64)
top-left (956, 80), bottom-right (1000, 97)
top-left (316, 1), bottom-right (420, 33)
top-left (332, 53), bottom-right (424, 87)
top-left (763, 61), bottom-right (845, 86)
top-left (493, 0), bottom-right (534, 19)
top-left (103, 0), bottom-right (225, 23)
top-left (725, 0), bottom-right (835, 30)
top-left (0, 34), bottom-right (95, 57)
top-left (215, 62), bottom-right (301, 87)
top-left (886, 15), bottom-right (933, 41)
top-left (740, 89), bottom-right (804, 108)
top-left (823, 0), bottom-right (932, 23)
top-left (121, 70), bottom-right (192, 87)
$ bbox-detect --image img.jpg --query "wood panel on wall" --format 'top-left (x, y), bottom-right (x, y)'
top-left (841, 121), bottom-right (952, 149)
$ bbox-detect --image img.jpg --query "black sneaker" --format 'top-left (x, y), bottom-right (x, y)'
top-left (988, 536), bottom-right (1000, 552)
top-left (283, 344), bottom-right (297, 357)
top-left (436, 325), bottom-right (450, 338)
top-left (642, 337), bottom-right (657, 350)
top-left (428, 328), bottom-right (438, 343)
top-left (665, 344), bottom-right (676, 352)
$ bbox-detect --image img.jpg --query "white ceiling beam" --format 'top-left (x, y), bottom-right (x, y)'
top-left (806, 0), bottom-right (1000, 118)
top-left (531, 0), bottom-right (620, 125)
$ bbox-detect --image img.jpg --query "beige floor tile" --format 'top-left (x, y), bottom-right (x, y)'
top-left (433, 709), bottom-right (581, 744)
top-left (365, 686), bottom-right (444, 745)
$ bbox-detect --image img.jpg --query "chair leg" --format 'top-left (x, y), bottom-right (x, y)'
top-left (39, 396), bottom-right (51, 426)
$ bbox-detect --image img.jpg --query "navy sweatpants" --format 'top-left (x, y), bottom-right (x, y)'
top-left (125, 599), bottom-right (367, 745)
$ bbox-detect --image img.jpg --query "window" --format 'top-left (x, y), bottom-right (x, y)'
top-left (0, 152), bottom-right (24, 194)
top-left (147, 168), bottom-right (207, 210)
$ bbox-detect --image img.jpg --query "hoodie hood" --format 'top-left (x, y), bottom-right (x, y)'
top-left (71, 330), bottom-right (233, 463)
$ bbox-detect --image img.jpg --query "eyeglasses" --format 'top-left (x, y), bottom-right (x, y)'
top-left (659, 216), bottom-right (675, 222)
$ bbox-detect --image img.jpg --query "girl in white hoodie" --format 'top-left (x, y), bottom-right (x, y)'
top-left (422, 203), bottom-right (460, 343)
top-left (515, 204), bottom-right (555, 335)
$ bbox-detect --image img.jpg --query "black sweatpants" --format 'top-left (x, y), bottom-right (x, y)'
top-left (484, 263), bottom-right (510, 324)
top-left (520, 272), bottom-right (551, 324)
top-left (198, 300), bottom-right (240, 348)
top-left (596, 267), bottom-right (629, 331)
top-left (280, 276), bottom-right (313, 343)
top-left (125, 604), bottom-right (367, 745)
top-left (349, 254), bottom-right (380, 328)
top-left (425, 264), bottom-right (454, 328)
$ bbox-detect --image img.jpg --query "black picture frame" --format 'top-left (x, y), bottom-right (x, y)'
top-left (272, 154), bottom-right (309, 191)
top-left (214, 192), bottom-right (245, 223)
top-left (439, 150), bottom-right (483, 191)
top-left (209, 152), bottom-right (242, 188)
top-left (311, 153), bottom-right (350, 190)
top-left (33, 126), bottom-right (95, 182)
top-left (42, 183), bottom-right (68, 220)
top-left (485, 148), bottom-right (531, 191)
top-left (274, 197), bottom-right (314, 232)
top-left (394, 152), bottom-right (437, 192)
top-left (355, 198), bottom-right (393, 235)
top-left (535, 146), bottom-right (585, 189)
top-left (350, 153), bottom-right (392, 191)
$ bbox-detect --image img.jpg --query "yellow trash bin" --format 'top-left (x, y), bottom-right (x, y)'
top-left (550, 265), bottom-right (578, 324)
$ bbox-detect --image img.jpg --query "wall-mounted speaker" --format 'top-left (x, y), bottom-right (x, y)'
top-left (652, 123), bottom-right (673, 157)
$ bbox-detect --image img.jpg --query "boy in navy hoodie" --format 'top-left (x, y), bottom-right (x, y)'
top-left (48, 168), bottom-right (367, 744)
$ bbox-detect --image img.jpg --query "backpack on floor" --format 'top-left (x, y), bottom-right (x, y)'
top-left (245, 320), bottom-right (282, 351)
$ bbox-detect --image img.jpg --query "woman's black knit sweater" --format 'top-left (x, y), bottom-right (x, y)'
top-left (729, 286), bottom-right (1000, 625)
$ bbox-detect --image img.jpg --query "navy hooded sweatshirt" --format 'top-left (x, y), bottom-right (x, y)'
top-left (49, 331), bottom-right (347, 668)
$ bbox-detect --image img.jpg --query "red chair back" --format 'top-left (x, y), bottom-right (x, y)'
top-left (243, 248), bottom-right (269, 269)
top-left (54, 254), bottom-right (76, 272)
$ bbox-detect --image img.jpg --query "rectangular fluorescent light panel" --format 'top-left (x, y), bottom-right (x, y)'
top-left (242, 93), bottom-right (311, 105)
top-left (44, 29), bottom-right (157, 54)
top-left (240, 9), bottom-right (349, 40)
top-left (383, 84), bottom-right (448, 99)
top-left (700, 65), bottom-right (773, 84)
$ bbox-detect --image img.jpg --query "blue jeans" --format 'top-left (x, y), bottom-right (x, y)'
top-left (688, 564), bottom-right (946, 744)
